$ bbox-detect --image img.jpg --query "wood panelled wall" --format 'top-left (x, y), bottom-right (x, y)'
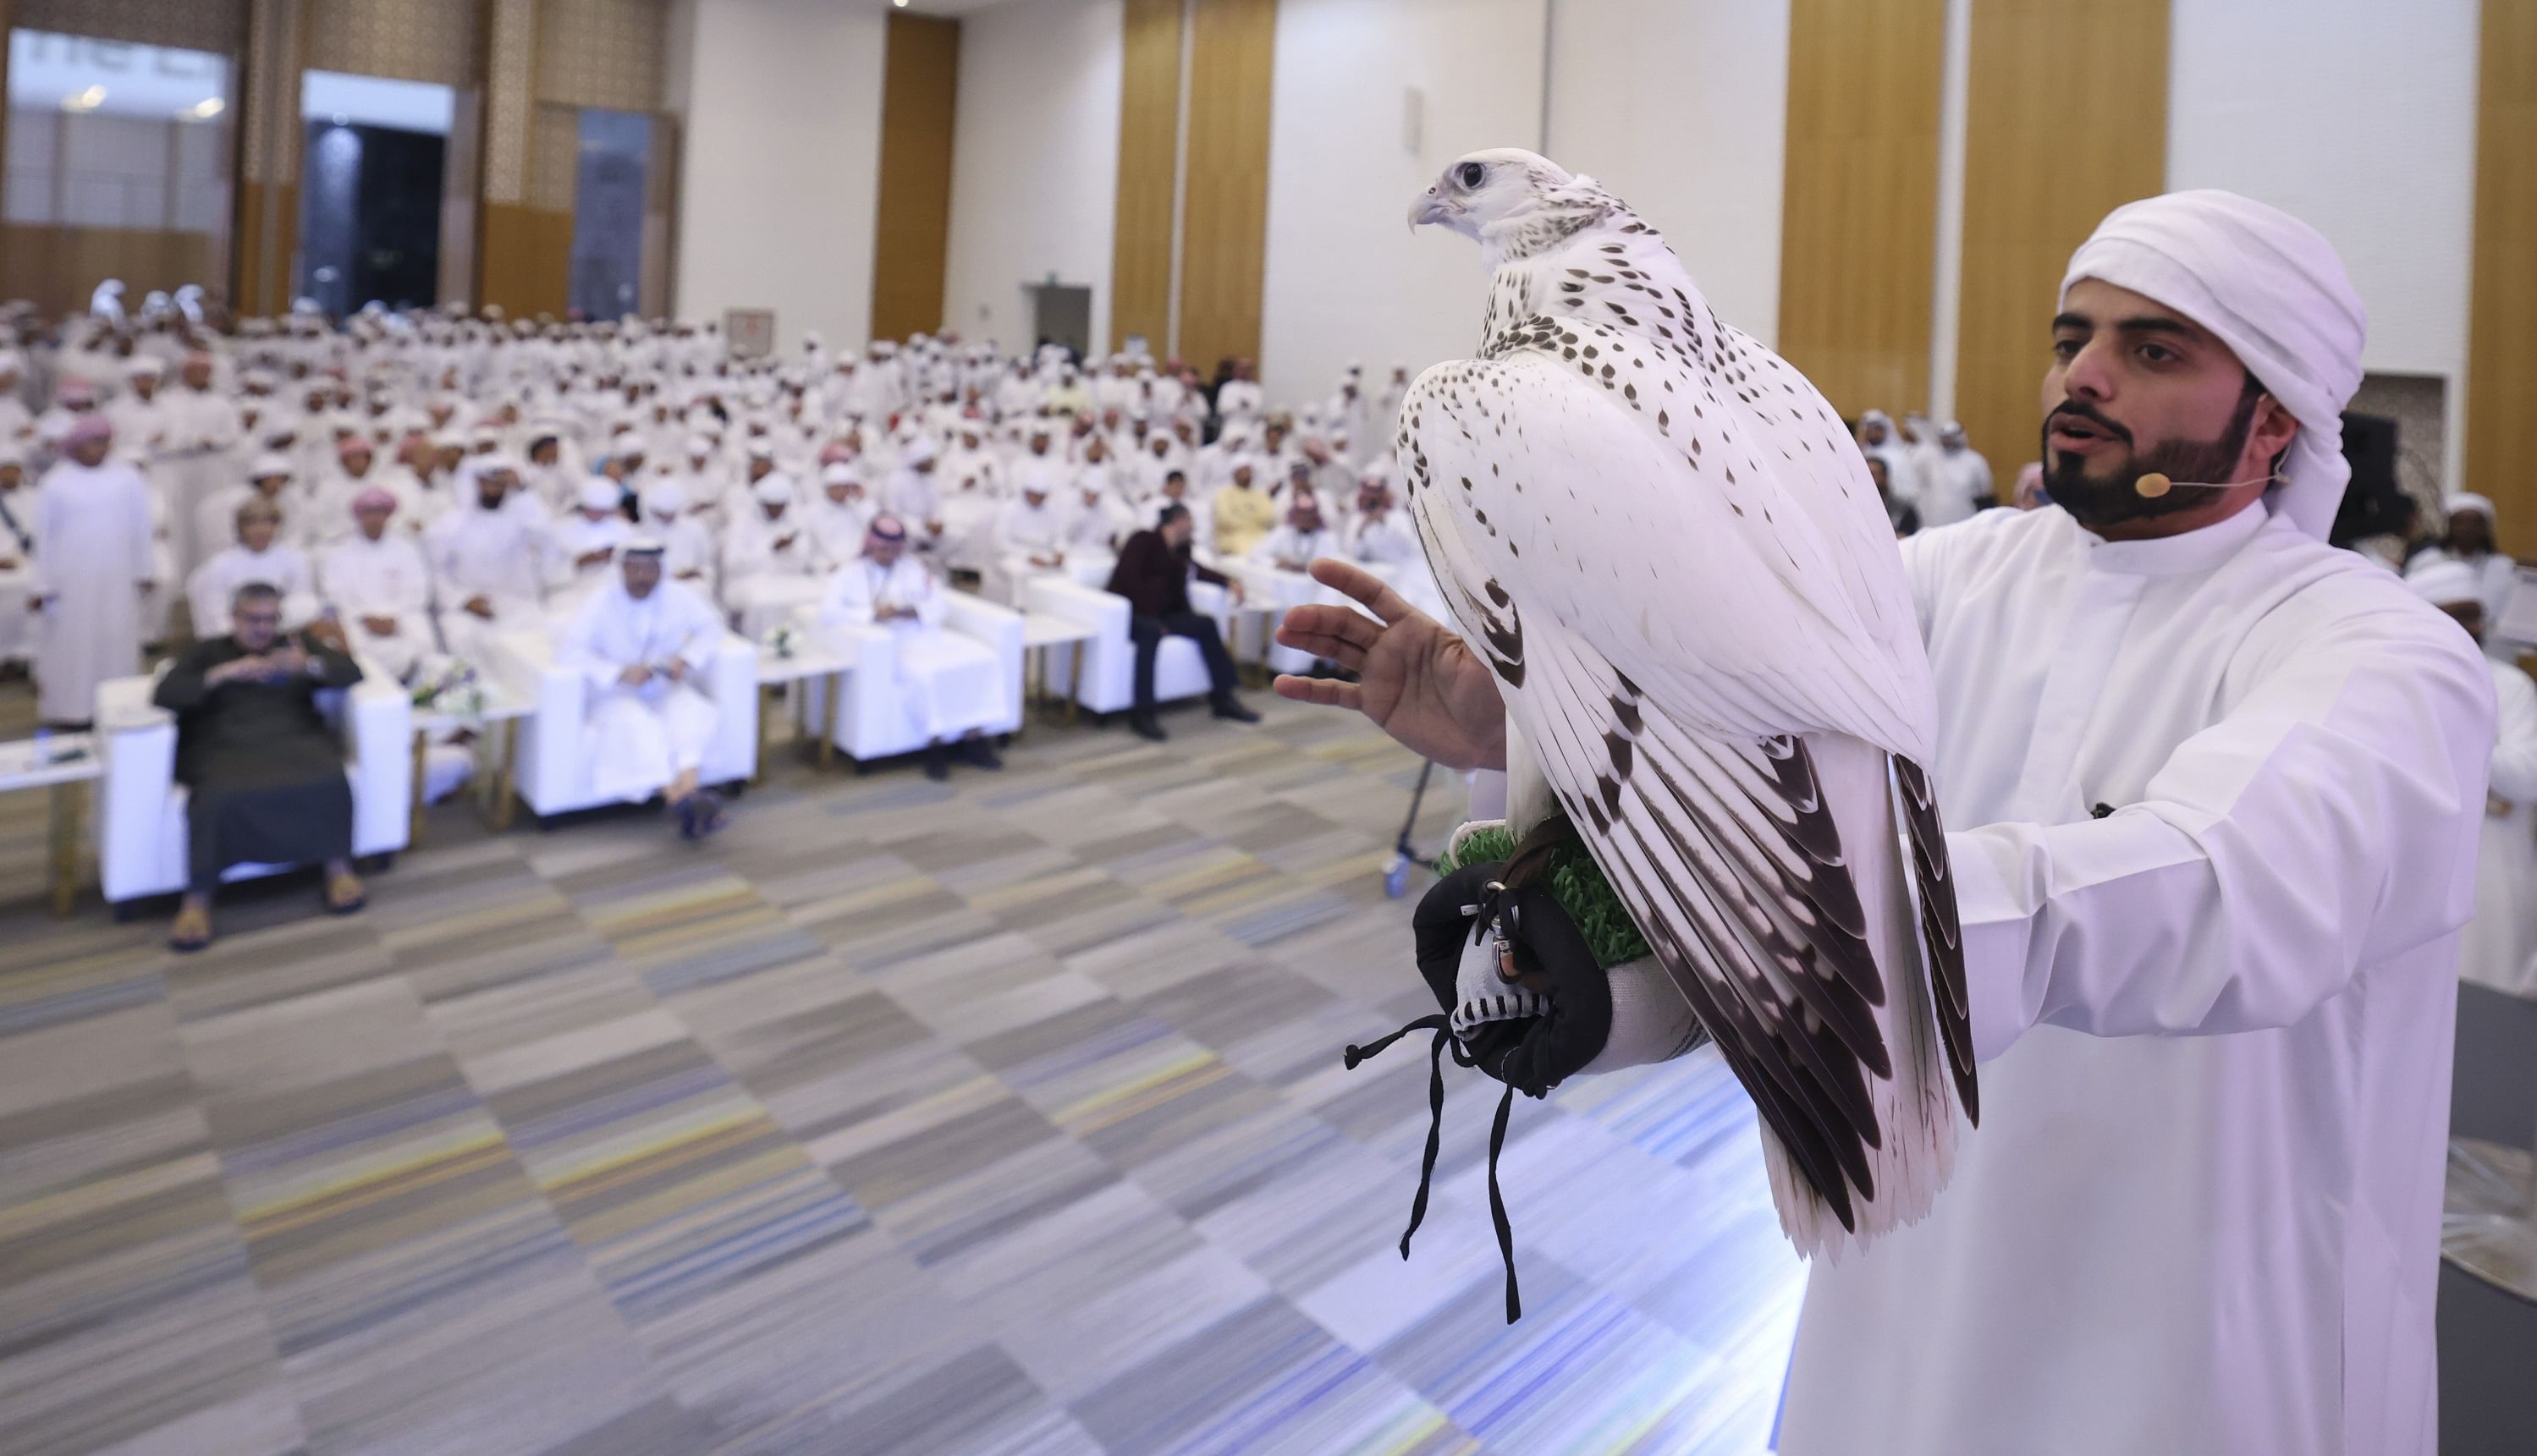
top-left (480, 203), bottom-right (572, 317)
top-left (1110, 0), bottom-right (1184, 354)
top-left (1176, 0), bottom-right (1275, 372)
top-left (1954, 0), bottom-right (2169, 485)
top-left (2469, 0), bottom-right (2537, 558)
top-left (872, 13), bottom-right (961, 344)
top-left (1775, 0), bottom-right (1945, 420)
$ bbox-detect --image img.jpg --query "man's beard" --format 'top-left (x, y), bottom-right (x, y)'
top-left (2039, 388), bottom-right (2262, 530)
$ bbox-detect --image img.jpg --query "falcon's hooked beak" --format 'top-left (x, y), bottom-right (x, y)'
top-left (1409, 187), bottom-right (1457, 232)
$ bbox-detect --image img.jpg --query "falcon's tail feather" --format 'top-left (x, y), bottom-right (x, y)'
top-left (1756, 734), bottom-right (1962, 1262)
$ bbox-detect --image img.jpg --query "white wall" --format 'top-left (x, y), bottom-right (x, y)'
top-left (2166, 0), bottom-right (2479, 488)
top-left (1545, 0), bottom-right (1791, 349)
top-left (940, 0), bottom-right (1122, 358)
top-left (1256, 0), bottom-right (1549, 409)
top-left (666, 0), bottom-right (886, 354)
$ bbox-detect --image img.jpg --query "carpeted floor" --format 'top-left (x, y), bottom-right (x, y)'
top-left (0, 686), bottom-right (1802, 1456)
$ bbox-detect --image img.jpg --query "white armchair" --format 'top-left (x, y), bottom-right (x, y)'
top-left (1024, 575), bottom-right (1231, 717)
top-left (480, 627), bottom-right (758, 819)
top-left (810, 593), bottom-right (1025, 762)
top-left (96, 658), bottom-right (413, 908)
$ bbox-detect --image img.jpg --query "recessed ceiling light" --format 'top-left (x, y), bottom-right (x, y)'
top-left (186, 96), bottom-right (224, 120)
top-left (63, 85), bottom-right (106, 113)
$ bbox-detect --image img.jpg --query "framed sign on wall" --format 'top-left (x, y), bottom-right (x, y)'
top-left (723, 307), bottom-right (775, 359)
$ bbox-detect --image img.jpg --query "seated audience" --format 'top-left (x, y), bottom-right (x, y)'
top-left (817, 514), bottom-right (1005, 781)
top-left (557, 542), bottom-right (730, 838)
top-left (319, 486), bottom-right (435, 681)
top-left (189, 499), bottom-right (319, 635)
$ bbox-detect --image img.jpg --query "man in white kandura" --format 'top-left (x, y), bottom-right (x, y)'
top-left (319, 486), bottom-right (436, 682)
top-left (427, 459), bottom-right (548, 661)
top-left (817, 514), bottom-right (1004, 781)
top-left (30, 415), bottom-right (156, 726)
top-left (1280, 190), bottom-right (2488, 1455)
top-left (547, 475), bottom-right (633, 609)
top-left (557, 541), bottom-right (730, 838)
top-left (188, 498), bottom-right (319, 635)
top-left (2408, 556), bottom-right (2537, 998)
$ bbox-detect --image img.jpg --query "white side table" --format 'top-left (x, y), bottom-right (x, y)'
top-left (1020, 612), bottom-right (1098, 729)
top-left (0, 734), bottom-right (102, 915)
top-left (756, 639), bottom-right (859, 780)
top-left (410, 693), bottom-right (533, 838)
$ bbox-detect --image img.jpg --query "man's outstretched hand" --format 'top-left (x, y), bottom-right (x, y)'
top-left (1273, 558), bottom-right (1506, 771)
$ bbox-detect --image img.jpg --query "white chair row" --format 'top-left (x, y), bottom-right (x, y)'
top-left (84, 569), bottom-right (1238, 910)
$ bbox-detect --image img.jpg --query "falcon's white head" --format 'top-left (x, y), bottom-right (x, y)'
top-left (1411, 149), bottom-right (1615, 267)
top-left (1408, 149), bottom-right (1571, 239)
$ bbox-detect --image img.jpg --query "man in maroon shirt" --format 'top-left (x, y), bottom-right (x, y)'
top-left (1103, 503), bottom-right (1259, 740)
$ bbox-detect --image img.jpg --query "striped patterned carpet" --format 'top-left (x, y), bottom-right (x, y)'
top-left (0, 687), bottom-right (1802, 1456)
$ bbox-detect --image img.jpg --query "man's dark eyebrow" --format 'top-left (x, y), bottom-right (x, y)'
top-left (2114, 315), bottom-right (2204, 343)
top-left (2050, 312), bottom-right (2206, 344)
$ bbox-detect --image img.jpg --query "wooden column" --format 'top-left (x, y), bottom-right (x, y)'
top-left (2468, 0), bottom-right (2537, 558)
top-left (233, 0), bottom-right (308, 316)
top-left (871, 12), bottom-right (960, 343)
top-left (1951, 0), bottom-right (2168, 481)
top-left (1109, 0), bottom-right (1183, 354)
top-left (1775, 0), bottom-right (1947, 420)
top-left (1175, 0), bottom-right (1275, 374)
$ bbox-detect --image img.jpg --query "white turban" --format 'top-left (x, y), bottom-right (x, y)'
top-left (2448, 492), bottom-right (2495, 521)
top-left (641, 479), bottom-right (686, 516)
top-left (2405, 558), bottom-right (2479, 608)
top-left (578, 477), bottom-right (622, 512)
top-left (754, 473), bottom-right (796, 505)
top-left (2061, 190), bottom-right (2365, 541)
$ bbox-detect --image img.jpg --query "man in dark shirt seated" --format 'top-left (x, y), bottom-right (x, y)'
top-left (1103, 504), bottom-right (1260, 741)
top-left (151, 581), bottom-right (369, 951)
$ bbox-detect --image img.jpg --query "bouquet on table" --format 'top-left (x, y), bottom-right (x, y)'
top-left (411, 659), bottom-right (490, 720)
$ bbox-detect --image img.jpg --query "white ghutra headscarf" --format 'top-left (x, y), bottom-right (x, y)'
top-left (2061, 190), bottom-right (2366, 541)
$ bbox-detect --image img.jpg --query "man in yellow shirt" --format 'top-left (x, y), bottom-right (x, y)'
top-left (1210, 455), bottom-right (1276, 558)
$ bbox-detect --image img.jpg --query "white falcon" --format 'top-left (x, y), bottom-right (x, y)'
top-left (1402, 148), bottom-right (1977, 1257)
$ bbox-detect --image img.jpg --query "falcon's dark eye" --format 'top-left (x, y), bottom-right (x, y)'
top-left (1457, 162), bottom-right (1486, 190)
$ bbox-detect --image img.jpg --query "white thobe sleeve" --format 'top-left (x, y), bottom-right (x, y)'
top-left (29, 485), bottom-right (56, 597)
top-left (1946, 607), bottom-right (2496, 1063)
top-left (670, 590), bottom-right (720, 675)
top-left (2487, 665), bottom-right (2537, 805)
top-left (556, 597), bottom-right (626, 691)
top-left (817, 563), bottom-right (875, 629)
top-left (905, 562), bottom-right (947, 629)
top-left (129, 480), bottom-right (157, 585)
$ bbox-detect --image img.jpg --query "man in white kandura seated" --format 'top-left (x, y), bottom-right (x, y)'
top-left (547, 475), bottom-right (633, 613)
top-left (638, 479), bottom-right (717, 591)
top-left (720, 472), bottom-right (823, 640)
top-left (557, 541), bottom-right (731, 839)
top-left (817, 513), bottom-right (1005, 782)
top-left (188, 498), bottom-right (320, 635)
top-left (427, 458), bottom-right (548, 661)
top-left (318, 486), bottom-right (436, 682)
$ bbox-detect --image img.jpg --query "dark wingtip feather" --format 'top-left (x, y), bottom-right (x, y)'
top-left (1896, 756), bottom-right (1978, 1127)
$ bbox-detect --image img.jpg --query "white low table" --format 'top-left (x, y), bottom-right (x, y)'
top-left (411, 690), bottom-right (534, 838)
top-left (756, 637), bottom-right (859, 777)
top-left (1020, 612), bottom-right (1098, 728)
top-left (0, 733), bottom-right (102, 915)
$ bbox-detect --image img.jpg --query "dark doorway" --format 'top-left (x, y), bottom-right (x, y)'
top-left (297, 119), bottom-right (443, 316)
